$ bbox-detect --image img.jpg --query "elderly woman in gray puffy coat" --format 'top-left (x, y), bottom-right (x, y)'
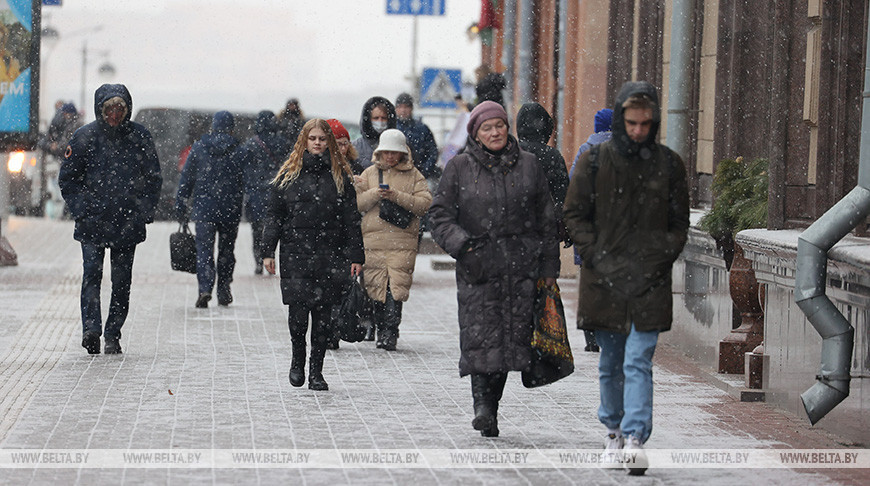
top-left (429, 101), bottom-right (560, 437)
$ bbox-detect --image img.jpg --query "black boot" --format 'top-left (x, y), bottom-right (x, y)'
top-left (363, 321), bottom-right (376, 341)
top-left (480, 373), bottom-right (507, 437)
top-left (381, 298), bottom-right (401, 351)
top-left (289, 341), bottom-right (305, 387)
top-left (471, 374), bottom-right (496, 433)
top-left (375, 322), bottom-right (386, 349)
top-left (308, 344), bottom-right (328, 391)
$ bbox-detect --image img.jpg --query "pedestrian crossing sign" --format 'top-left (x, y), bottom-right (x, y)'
top-left (420, 68), bottom-right (461, 109)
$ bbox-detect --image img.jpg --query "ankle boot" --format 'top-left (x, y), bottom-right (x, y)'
top-left (480, 373), bottom-right (506, 437)
top-left (470, 374), bottom-right (495, 432)
top-left (308, 344), bottom-right (328, 391)
top-left (289, 342), bottom-right (306, 387)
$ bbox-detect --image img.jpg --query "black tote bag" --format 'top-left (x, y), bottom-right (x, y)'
top-left (170, 222), bottom-right (197, 274)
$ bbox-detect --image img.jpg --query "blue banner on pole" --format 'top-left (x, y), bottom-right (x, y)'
top-left (420, 68), bottom-right (461, 109)
top-left (386, 0), bottom-right (445, 16)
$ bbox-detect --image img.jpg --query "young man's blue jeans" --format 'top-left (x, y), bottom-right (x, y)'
top-left (194, 221), bottom-right (238, 295)
top-left (80, 243), bottom-right (136, 341)
top-left (595, 324), bottom-right (660, 443)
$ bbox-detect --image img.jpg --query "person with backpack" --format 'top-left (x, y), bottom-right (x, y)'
top-left (563, 81), bottom-right (690, 475)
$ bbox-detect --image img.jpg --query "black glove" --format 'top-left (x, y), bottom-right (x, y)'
top-left (558, 220), bottom-right (573, 248)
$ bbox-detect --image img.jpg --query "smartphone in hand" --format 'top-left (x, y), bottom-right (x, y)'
top-left (379, 184), bottom-right (389, 189)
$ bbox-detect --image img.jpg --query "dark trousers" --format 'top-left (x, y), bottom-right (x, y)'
top-left (80, 243), bottom-right (136, 340)
top-left (250, 219), bottom-right (264, 265)
top-left (195, 221), bottom-right (239, 295)
top-left (287, 301), bottom-right (331, 374)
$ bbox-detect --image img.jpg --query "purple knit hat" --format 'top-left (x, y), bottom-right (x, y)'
top-left (467, 100), bottom-right (509, 137)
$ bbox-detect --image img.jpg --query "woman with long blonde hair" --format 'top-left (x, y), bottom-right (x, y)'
top-left (262, 119), bottom-right (364, 391)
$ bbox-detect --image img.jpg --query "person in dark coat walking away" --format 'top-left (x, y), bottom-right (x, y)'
top-left (568, 107), bottom-right (613, 353)
top-left (475, 72), bottom-right (507, 108)
top-left (58, 84), bottom-right (162, 355)
top-left (175, 111), bottom-right (244, 308)
top-left (516, 102), bottom-right (570, 241)
top-left (262, 119), bottom-right (365, 391)
top-left (352, 96), bottom-right (397, 171)
top-left (429, 101), bottom-right (560, 437)
top-left (40, 102), bottom-right (83, 218)
top-left (238, 110), bottom-right (291, 275)
top-left (563, 82), bottom-right (689, 475)
top-left (277, 98), bottom-right (305, 147)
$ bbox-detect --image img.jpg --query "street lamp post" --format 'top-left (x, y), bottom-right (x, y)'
top-left (79, 40), bottom-right (114, 117)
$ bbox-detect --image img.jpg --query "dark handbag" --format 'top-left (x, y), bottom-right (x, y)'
top-left (336, 275), bottom-right (368, 342)
top-left (169, 222), bottom-right (197, 274)
top-left (378, 169), bottom-right (414, 229)
top-left (522, 280), bottom-right (575, 388)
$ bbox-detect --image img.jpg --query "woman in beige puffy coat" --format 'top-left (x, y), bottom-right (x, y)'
top-left (354, 129), bottom-right (432, 350)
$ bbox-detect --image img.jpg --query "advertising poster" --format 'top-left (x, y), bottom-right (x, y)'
top-left (0, 0), bottom-right (37, 148)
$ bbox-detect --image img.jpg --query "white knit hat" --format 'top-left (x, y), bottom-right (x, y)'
top-left (373, 129), bottom-right (409, 154)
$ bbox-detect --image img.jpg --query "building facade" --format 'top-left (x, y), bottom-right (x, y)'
top-left (477, 0), bottom-right (870, 444)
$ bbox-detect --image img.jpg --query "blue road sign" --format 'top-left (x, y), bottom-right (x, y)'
top-left (386, 0), bottom-right (445, 16)
top-left (42, 0), bottom-right (63, 6)
top-left (420, 68), bottom-right (461, 109)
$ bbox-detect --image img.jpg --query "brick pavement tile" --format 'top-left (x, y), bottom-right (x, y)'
top-left (0, 219), bottom-right (863, 484)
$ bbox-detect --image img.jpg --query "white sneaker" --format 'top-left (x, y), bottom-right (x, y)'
top-left (622, 435), bottom-right (648, 476)
top-left (601, 432), bottom-right (624, 467)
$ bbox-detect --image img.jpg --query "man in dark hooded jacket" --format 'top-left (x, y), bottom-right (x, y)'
top-left (59, 84), bottom-right (162, 355)
top-left (237, 110), bottom-right (291, 274)
top-left (563, 81), bottom-right (689, 475)
top-left (175, 111), bottom-right (244, 308)
top-left (395, 93), bottom-right (440, 179)
top-left (352, 96), bottom-right (397, 171)
top-left (516, 102), bottom-right (570, 228)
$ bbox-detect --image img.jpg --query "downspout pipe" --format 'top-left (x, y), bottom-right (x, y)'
top-left (794, 16), bottom-right (870, 425)
top-left (501, 1), bottom-right (517, 115)
top-left (555, 0), bottom-right (569, 152)
top-left (665, 0), bottom-right (693, 159)
top-left (516, 0), bottom-right (534, 105)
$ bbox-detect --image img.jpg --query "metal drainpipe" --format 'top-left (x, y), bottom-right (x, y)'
top-left (794, 17), bottom-right (870, 425)
top-left (665, 0), bottom-right (692, 159)
top-left (516, 0), bottom-right (534, 105)
top-left (555, 0), bottom-right (569, 153)
top-left (501, 0), bottom-right (517, 114)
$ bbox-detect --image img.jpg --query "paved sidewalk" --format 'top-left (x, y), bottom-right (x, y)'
top-left (0, 216), bottom-right (866, 485)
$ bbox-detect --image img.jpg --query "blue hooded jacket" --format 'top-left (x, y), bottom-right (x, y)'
top-left (58, 83), bottom-right (162, 247)
top-left (237, 110), bottom-right (292, 221)
top-left (175, 111), bottom-right (244, 223)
